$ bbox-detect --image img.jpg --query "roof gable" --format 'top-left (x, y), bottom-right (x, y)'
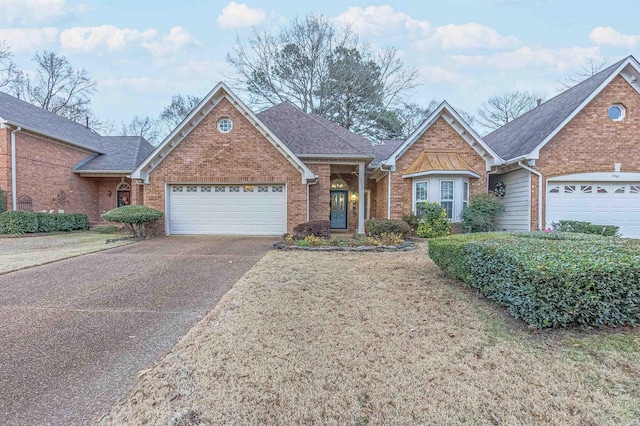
top-left (256, 102), bottom-right (373, 159)
top-left (385, 101), bottom-right (502, 171)
top-left (74, 136), bottom-right (154, 173)
top-left (484, 55), bottom-right (640, 162)
top-left (0, 90), bottom-right (104, 153)
top-left (131, 82), bottom-right (315, 183)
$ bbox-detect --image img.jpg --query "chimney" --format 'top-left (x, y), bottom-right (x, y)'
top-left (85, 116), bottom-right (90, 129)
top-left (536, 98), bottom-right (542, 107)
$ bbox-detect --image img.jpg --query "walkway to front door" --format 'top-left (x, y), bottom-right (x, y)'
top-left (330, 190), bottom-right (347, 229)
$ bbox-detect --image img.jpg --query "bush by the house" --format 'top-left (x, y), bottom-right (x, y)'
top-left (415, 201), bottom-right (451, 238)
top-left (401, 213), bottom-right (422, 232)
top-left (429, 232), bottom-right (640, 328)
top-left (0, 188), bottom-right (6, 213)
top-left (292, 220), bottom-right (331, 239)
top-left (365, 219), bottom-right (411, 238)
top-left (459, 193), bottom-right (504, 232)
top-left (101, 205), bottom-right (163, 238)
top-left (0, 211), bottom-right (89, 234)
top-left (552, 220), bottom-right (620, 237)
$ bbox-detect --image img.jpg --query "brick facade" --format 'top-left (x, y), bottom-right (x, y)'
top-left (533, 75), bottom-right (640, 230)
top-left (143, 97), bottom-right (308, 234)
top-left (307, 163), bottom-right (331, 223)
top-left (382, 117), bottom-right (487, 220)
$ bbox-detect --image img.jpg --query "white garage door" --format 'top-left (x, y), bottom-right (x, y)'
top-left (167, 184), bottom-right (286, 235)
top-left (547, 182), bottom-right (640, 237)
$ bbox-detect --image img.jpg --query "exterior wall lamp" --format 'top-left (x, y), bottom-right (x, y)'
top-left (351, 192), bottom-right (358, 214)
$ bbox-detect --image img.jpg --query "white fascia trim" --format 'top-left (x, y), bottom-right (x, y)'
top-left (548, 172), bottom-right (640, 182)
top-left (402, 170), bottom-right (481, 179)
top-left (384, 101), bottom-right (504, 169)
top-left (73, 170), bottom-right (131, 174)
top-left (529, 57), bottom-right (640, 159)
top-left (131, 81), bottom-right (315, 183)
top-left (1, 119), bottom-right (104, 154)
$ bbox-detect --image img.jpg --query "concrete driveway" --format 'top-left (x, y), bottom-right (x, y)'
top-left (0, 236), bottom-right (273, 425)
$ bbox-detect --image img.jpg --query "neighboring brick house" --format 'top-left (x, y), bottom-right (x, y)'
top-left (0, 91), bottom-right (153, 222)
top-left (4, 55), bottom-right (640, 237)
top-left (484, 55), bottom-right (640, 237)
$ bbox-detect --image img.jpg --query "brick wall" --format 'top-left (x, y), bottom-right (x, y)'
top-left (534, 75), bottom-right (640, 230)
top-left (373, 174), bottom-right (389, 220)
top-left (389, 117), bottom-right (487, 219)
top-left (144, 97), bottom-right (307, 234)
top-left (9, 130), bottom-right (101, 220)
top-left (308, 163), bottom-right (331, 223)
top-left (0, 128), bottom-right (9, 207)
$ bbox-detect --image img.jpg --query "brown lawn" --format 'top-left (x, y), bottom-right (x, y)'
top-left (100, 243), bottom-right (640, 425)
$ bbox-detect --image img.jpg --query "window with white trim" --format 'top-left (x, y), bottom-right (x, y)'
top-left (217, 118), bottom-right (233, 133)
top-left (414, 181), bottom-right (428, 213)
top-left (440, 180), bottom-right (454, 220)
top-left (462, 181), bottom-right (469, 211)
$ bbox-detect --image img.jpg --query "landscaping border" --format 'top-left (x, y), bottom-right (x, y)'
top-left (273, 241), bottom-right (415, 252)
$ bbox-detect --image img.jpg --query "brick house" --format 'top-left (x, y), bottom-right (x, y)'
top-left (0, 91), bottom-right (153, 221)
top-left (3, 55), bottom-right (640, 237)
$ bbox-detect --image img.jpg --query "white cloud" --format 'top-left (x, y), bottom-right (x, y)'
top-left (335, 5), bottom-right (430, 36)
top-left (589, 26), bottom-right (640, 48)
top-left (421, 23), bottom-right (518, 50)
top-left (141, 26), bottom-right (200, 57)
top-left (60, 25), bottom-right (156, 52)
top-left (0, 0), bottom-right (85, 25)
top-left (418, 65), bottom-right (465, 84)
top-left (100, 77), bottom-right (170, 93)
top-left (0, 27), bottom-right (59, 51)
top-left (452, 46), bottom-right (600, 72)
top-left (217, 2), bottom-right (266, 30)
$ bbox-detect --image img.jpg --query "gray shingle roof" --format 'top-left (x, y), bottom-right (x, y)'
top-left (484, 56), bottom-right (629, 161)
top-left (370, 139), bottom-right (404, 168)
top-left (74, 136), bottom-right (154, 172)
top-left (257, 102), bottom-right (374, 158)
top-left (0, 90), bottom-right (104, 153)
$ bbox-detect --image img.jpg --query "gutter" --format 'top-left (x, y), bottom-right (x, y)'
top-left (3, 119), bottom-right (104, 154)
top-left (518, 161), bottom-right (543, 231)
top-left (10, 126), bottom-right (21, 210)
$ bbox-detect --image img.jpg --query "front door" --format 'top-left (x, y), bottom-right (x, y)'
top-left (330, 190), bottom-right (348, 229)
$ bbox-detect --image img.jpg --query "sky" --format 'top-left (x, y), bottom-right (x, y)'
top-left (1, 0), bottom-right (639, 133)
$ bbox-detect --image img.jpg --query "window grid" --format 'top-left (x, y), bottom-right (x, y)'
top-left (229, 186), bottom-right (240, 193)
top-left (201, 186), bottom-right (211, 192)
top-left (215, 186), bottom-right (225, 192)
top-left (462, 181), bottom-right (469, 210)
top-left (187, 186), bottom-right (197, 192)
top-left (440, 180), bottom-right (454, 220)
top-left (414, 181), bottom-right (428, 213)
top-left (272, 186), bottom-right (283, 193)
top-left (172, 186), bottom-right (183, 192)
top-left (258, 186), bottom-right (268, 193)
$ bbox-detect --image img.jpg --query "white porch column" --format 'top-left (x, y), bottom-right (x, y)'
top-left (358, 162), bottom-right (365, 234)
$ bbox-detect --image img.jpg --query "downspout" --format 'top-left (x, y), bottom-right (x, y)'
top-left (518, 161), bottom-right (543, 231)
top-left (306, 176), bottom-right (319, 223)
top-left (10, 127), bottom-right (21, 211)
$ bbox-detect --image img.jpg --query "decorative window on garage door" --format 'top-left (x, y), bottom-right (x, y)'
top-left (172, 186), bottom-right (183, 192)
top-left (272, 186), bottom-right (283, 193)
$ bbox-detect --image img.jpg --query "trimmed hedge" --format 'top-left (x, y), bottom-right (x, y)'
top-left (552, 220), bottom-right (620, 237)
top-left (292, 220), bottom-right (331, 239)
top-left (0, 211), bottom-right (89, 234)
top-left (365, 219), bottom-right (411, 238)
top-left (429, 232), bottom-right (640, 328)
top-left (101, 205), bottom-right (163, 238)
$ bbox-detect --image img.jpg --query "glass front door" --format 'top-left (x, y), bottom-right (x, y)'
top-left (330, 190), bottom-right (347, 229)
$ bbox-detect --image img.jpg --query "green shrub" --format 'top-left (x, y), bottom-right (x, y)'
top-left (93, 225), bottom-right (120, 234)
top-left (293, 220), bottom-right (331, 239)
top-left (460, 193), bottom-right (504, 232)
top-left (401, 213), bottom-right (422, 232)
top-left (552, 220), bottom-right (620, 237)
top-left (0, 188), bottom-right (6, 213)
top-left (0, 211), bottom-right (38, 234)
top-left (0, 211), bottom-right (89, 234)
top-left (35, 212), bottom-right (57, 233)
top-left (365, 219), bottom-right (411, 237)
top-left (101, 205), bottom-right (163, 238)
top-left (416, 202), bottom-right (451, 238)
top-left (429, 233), bottom-right (640, 328)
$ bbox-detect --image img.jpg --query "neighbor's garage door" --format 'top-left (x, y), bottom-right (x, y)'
top-left (167, 184), bottom-right (286, 235)
top-left (547, 182), bottom-right (640, 237)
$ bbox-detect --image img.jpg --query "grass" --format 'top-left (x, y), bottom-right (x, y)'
top-left (101, 243), bottom-right (640, 425)
top-left (0, 231), bottom-right (134, 274)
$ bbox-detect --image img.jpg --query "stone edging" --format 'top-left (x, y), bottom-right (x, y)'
top-left (273, 241), bottom-right (415, 252)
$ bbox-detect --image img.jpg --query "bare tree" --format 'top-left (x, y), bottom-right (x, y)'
top-left (12, 51), bottom-right (97, 124)
top-left (557, 57), bottom-right (608, 90)
top-left (476, 90), bottom-right (544, 131)
top-left (227, 14), bottom-right (419, 138)
top-left (0, 41), bottom-right (19, 89)
top-left (159, 94), bottom-right (202, 133)
top-left (122, 115), bottom-right (160, 144)
top-left (396, 101), bottom-right (476, 138)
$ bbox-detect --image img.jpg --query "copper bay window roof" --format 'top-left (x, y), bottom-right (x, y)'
top-left (403, 149), bottom-right (480, 178)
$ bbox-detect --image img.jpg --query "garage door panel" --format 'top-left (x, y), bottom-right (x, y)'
top-left (547, 181), bottom-right (640, 238)
top-left (168, 184), bottom-right (286, 235)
